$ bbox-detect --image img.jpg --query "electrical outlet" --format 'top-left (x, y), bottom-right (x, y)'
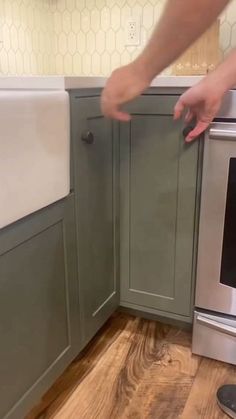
top-left (125, 17), bottom-right (141, 46)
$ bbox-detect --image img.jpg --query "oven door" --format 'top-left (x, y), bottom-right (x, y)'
top-left (196, 122), bottom-right (236, 315)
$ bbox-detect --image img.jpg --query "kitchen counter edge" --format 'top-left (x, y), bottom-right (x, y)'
top-left (0, 76), bottom-right (203, 90)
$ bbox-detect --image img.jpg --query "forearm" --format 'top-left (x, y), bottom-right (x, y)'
top-left (205, 48), bottom-right (236, 94)
top-left (135, 0), bottom-right (229, 81)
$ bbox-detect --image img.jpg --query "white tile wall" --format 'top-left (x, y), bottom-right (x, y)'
top-left (1, 0), bottom-right (236, 76)
top-left (0, 0), bottom-right (55, 74)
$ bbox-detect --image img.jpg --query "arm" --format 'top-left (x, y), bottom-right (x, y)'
top-left (174, 48), bottom-right (236, 141)
top-left (135, 0), bottom-right (229, 81)
top-left (101, 0), bottom-right (229, 120)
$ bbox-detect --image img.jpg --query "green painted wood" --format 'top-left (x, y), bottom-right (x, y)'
top-left (71, 96), bottom-right (119, 346)
top-left (120, 95), bottom-right (200, 318)
top-left (119, 306), bottom-right (193, 329)
top-left (0, 194), bottom-right (80, 419)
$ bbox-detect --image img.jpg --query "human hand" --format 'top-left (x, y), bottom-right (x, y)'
top-left (174, 79), bottom-right (223, 142)
top-left (101, 62), bottom-right (151, 121)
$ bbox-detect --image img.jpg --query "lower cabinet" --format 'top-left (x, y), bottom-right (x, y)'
top-left (0, 194), bottom-right (80, 419)
top-left (0, 91), bottom-right (202, 418)
top-left (70, 93), bottom-right (120, 347)
top-left (119, 95), bottom-right (202, 322)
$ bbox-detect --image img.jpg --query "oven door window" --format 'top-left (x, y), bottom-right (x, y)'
top-left (220, 157), bottom-right (236, 288)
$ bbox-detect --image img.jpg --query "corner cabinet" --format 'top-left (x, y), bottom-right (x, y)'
top-left (0, 90), bottom-right (202, 419)
top-left (120, 95), bottom-right (202, 322)
top-left (0, 194), bottom-right (80, 419)
top-left (70, 92), bottom-right (120, 347)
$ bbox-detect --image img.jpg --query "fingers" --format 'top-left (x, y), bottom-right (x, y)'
top-left (101, 94), bottom-right (131, 122)
top-left (174, 98), bottom-right (185, 120)
top-left (102, 104), bottom-right (131, 121)
top-left (185, 121), bottom-right (209, 142)
top-left (111, 110), bottom-right (131, 122)
top-left (185, 110), bottom-right (194, 123)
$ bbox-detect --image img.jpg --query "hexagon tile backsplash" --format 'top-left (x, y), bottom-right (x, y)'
top-left (0, 0), bottom-right (55, 75)
top-left (1, 0), bottom-right (236, 76)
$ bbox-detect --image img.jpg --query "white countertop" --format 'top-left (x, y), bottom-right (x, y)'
top-left (0, 75), bottom-right (203, 90)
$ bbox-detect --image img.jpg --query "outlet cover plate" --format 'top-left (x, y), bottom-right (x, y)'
top-left (125, 17), bottom-right (141, 46)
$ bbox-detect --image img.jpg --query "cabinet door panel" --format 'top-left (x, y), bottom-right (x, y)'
top-left (71, 96), bottom-right (119, 345)
top-left (130, 115), bottom-right (178, 297)
top-left (120, 95), bottom-right (200, 318)
top-left (0, 195), bottom-right (79, 419)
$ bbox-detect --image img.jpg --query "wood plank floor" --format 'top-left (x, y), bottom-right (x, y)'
top-left (26, 313), bottom-right (236, 419)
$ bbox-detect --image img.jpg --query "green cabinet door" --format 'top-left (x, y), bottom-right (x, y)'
top-left (0, 194), bottom-right (80, 419)
top-left (71, 94), bottom-right (119, 346)
top-left (120, 95), bottom-right (201, 321)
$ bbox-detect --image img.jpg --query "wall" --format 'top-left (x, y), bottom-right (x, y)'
top-left (51, 0), bottom-right (169, 75)
top-left (0, 0), bottom-right (54, 75)
top-left (1, 0), bottom-right (236, 76)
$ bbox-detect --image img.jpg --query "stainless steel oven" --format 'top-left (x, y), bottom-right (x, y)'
top-left (193, 90), bottom-right (236, 364)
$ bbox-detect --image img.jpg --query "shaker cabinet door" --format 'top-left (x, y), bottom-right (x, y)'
top-left (0, 194), bottom-right (80, 419)
top-left (120, 95), bottom-right (200, 319)
top-left (71, 95), bottom-right (119, 346)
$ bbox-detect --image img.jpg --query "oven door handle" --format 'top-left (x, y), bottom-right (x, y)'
top-left (197, 314), bottom-right (236, 337)
top-left (209, 127), bottom-right (236, 140)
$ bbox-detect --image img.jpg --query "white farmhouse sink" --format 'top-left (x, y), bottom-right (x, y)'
top-left (0, 90), bottom-right (70, 229)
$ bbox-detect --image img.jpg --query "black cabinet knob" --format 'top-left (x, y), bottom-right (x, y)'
top-left (183, 125), bottom-right (194, 138)
top-left (81, 130), bottom-right (94, 144)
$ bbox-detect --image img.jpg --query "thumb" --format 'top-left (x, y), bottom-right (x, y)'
top-left (174, 98), bottom-right (185, 120)
top-left (186, 121), bottom-right (209, 142)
